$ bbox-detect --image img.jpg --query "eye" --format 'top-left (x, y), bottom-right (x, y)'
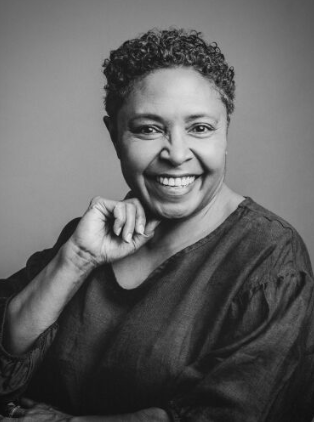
top-left (137, 126), bottom-right (158, 135)
top-left (132, 125), bottom-right (163, 139)
top-left (134, 125), bottom-right (160, 135)
top-left (190, 124), bottom-right (214, 134)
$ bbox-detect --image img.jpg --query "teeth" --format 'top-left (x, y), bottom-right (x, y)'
top-left (156, 176), bottom-right (196, 187)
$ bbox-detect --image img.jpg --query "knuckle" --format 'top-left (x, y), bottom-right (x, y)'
top-left (113, 204), bottom-right (126, 223)
top-left (126, 205), bottom-right (136, 221)
top-left (114, 201), bottom-right (124, 211)
top-left (113, 202), bottom-right (125, 217)
top-left (136, 208), bottom-right (145, 219)
top-left (130, 197), bottom-right (141, 205)
top-left (125, 197), bottom-right (141, 207)
top-left (126, 202), bottom-right (135, 211)
top-left (89, 196), bottom-right (102, 208)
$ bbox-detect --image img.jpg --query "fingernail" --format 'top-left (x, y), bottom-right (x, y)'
top-left (138, 224), bottom-right (145, 235)
top-left (125, 233), bottom-right (132, 243)
top-left (115, 227), bottom-right (122, 236)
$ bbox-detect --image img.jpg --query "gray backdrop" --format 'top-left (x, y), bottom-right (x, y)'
top-left (1, 0), bottom-right (313, 277)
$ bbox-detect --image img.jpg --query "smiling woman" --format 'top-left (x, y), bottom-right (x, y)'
top-left (1, 28), bottom-right (314, 422)
top-left (108, 67), bottom-right (234, 220)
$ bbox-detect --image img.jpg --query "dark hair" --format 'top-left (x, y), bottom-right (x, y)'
top-left (102, 28), bottom-right (235, 122)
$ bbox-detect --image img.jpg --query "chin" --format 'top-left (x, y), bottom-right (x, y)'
top-left (151, 203), bottom-right (197, 220)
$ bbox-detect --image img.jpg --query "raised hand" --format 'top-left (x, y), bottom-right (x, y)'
top-left (3, 196), bottom-right (160, 356)
top-left (67, 196), bottom-right (160, 267)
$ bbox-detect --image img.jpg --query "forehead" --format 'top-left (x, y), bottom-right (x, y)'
top-left (119, 67), bottom-right (226, 120)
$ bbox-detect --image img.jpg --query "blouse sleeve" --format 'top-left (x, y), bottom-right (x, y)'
top-left (0, 218), bottom-right (80, 403)
top-left (166, 259), bottom-right (314, 421)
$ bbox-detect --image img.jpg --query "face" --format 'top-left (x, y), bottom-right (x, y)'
top-left (109, 67), bottom-right (228, 220)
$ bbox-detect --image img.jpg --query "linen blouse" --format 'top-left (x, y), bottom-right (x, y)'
top-left (1, 198), bottom-right (314, 421)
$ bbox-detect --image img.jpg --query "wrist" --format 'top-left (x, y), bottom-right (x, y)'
top-left (60, 240), bottom-right (98, 274)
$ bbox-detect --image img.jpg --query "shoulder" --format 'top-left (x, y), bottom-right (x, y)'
top-left (239, 197), bottom-right (300, 239)
top-left (236, 198), bottom-right (312, 275)
top-left (226, 198), bottom-right (313, 305)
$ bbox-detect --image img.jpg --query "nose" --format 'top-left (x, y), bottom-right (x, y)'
top-left (159, 129), bottom-right (193, 166)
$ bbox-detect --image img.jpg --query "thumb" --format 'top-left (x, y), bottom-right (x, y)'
top-left (130, 219), bottom-right (160, 250)
top-left (133, 220), bottom-right (160, 252)
top-left (144, 219), bottom-right (161, 235)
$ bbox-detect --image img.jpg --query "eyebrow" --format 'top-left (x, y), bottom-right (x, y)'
top-left (185, 114), bottom-right (219, 124)
top-left (129, 113), bottom-right (219, 124)
top-left (129, 114), bottom-right (164, 124)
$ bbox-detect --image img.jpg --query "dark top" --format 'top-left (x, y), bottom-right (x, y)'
top-left (1, 198), bottom-right (314, 421)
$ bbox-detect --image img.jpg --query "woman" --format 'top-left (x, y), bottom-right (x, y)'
top-left (0, 28), bottom-right (314, 422)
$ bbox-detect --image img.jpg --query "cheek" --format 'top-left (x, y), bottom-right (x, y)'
top-left (119, 143), bottom-right (154, 178)
top-left (195, 143), bottom-right (227, 172)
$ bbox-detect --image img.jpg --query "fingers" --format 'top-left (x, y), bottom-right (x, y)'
top-left (113, 203), bottom-right (135, 243)
top-left (133, 201), bottom-right (146, 235)
top-left (87, 196), bottom-right (117, 218)
top-left (145, 218), bottom-right (160, 235)
top-left (86, 195), bottom-right (160, 246)
top-left (3, 398), bottom-right (38, 418)
top-left (9, 405), bottom-right (25, 417)
top-left (87, 196), bottom-right (146, 239)
top-left (113, 198), bottom-right (147, 243)
top-left (112, 202), bottom-right (126, 236)
top-left (5, 399), bottom-right (71, 420)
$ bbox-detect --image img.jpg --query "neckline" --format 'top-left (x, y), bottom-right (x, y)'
top-left (108, 197), bottom-right (252, 292)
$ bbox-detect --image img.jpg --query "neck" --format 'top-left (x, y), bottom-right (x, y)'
top-left (146, 184), bottom-right (244, 254)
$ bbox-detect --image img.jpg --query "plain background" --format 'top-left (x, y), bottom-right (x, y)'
top-left (0, 0), bottom-right (313, 277)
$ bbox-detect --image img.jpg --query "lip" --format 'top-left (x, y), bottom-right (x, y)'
top-left (148, 173), bottom-right (201, 178)
top-left (146, 173), bottom-right (201, 198)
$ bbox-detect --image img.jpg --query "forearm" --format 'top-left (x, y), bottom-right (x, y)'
top-left (72, 408), bottom-right (171, 422)
top-left (4, 240), bottom-right (96, 355)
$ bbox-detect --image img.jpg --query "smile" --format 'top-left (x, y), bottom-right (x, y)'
top-left (156, 176), bottom-right (196, 187)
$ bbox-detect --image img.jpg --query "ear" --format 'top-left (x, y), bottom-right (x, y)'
top-left (103, 116), bottom-right (120, 159)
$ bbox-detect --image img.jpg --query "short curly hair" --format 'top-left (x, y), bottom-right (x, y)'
top-left (102, 28), bottom-right (235, 123)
